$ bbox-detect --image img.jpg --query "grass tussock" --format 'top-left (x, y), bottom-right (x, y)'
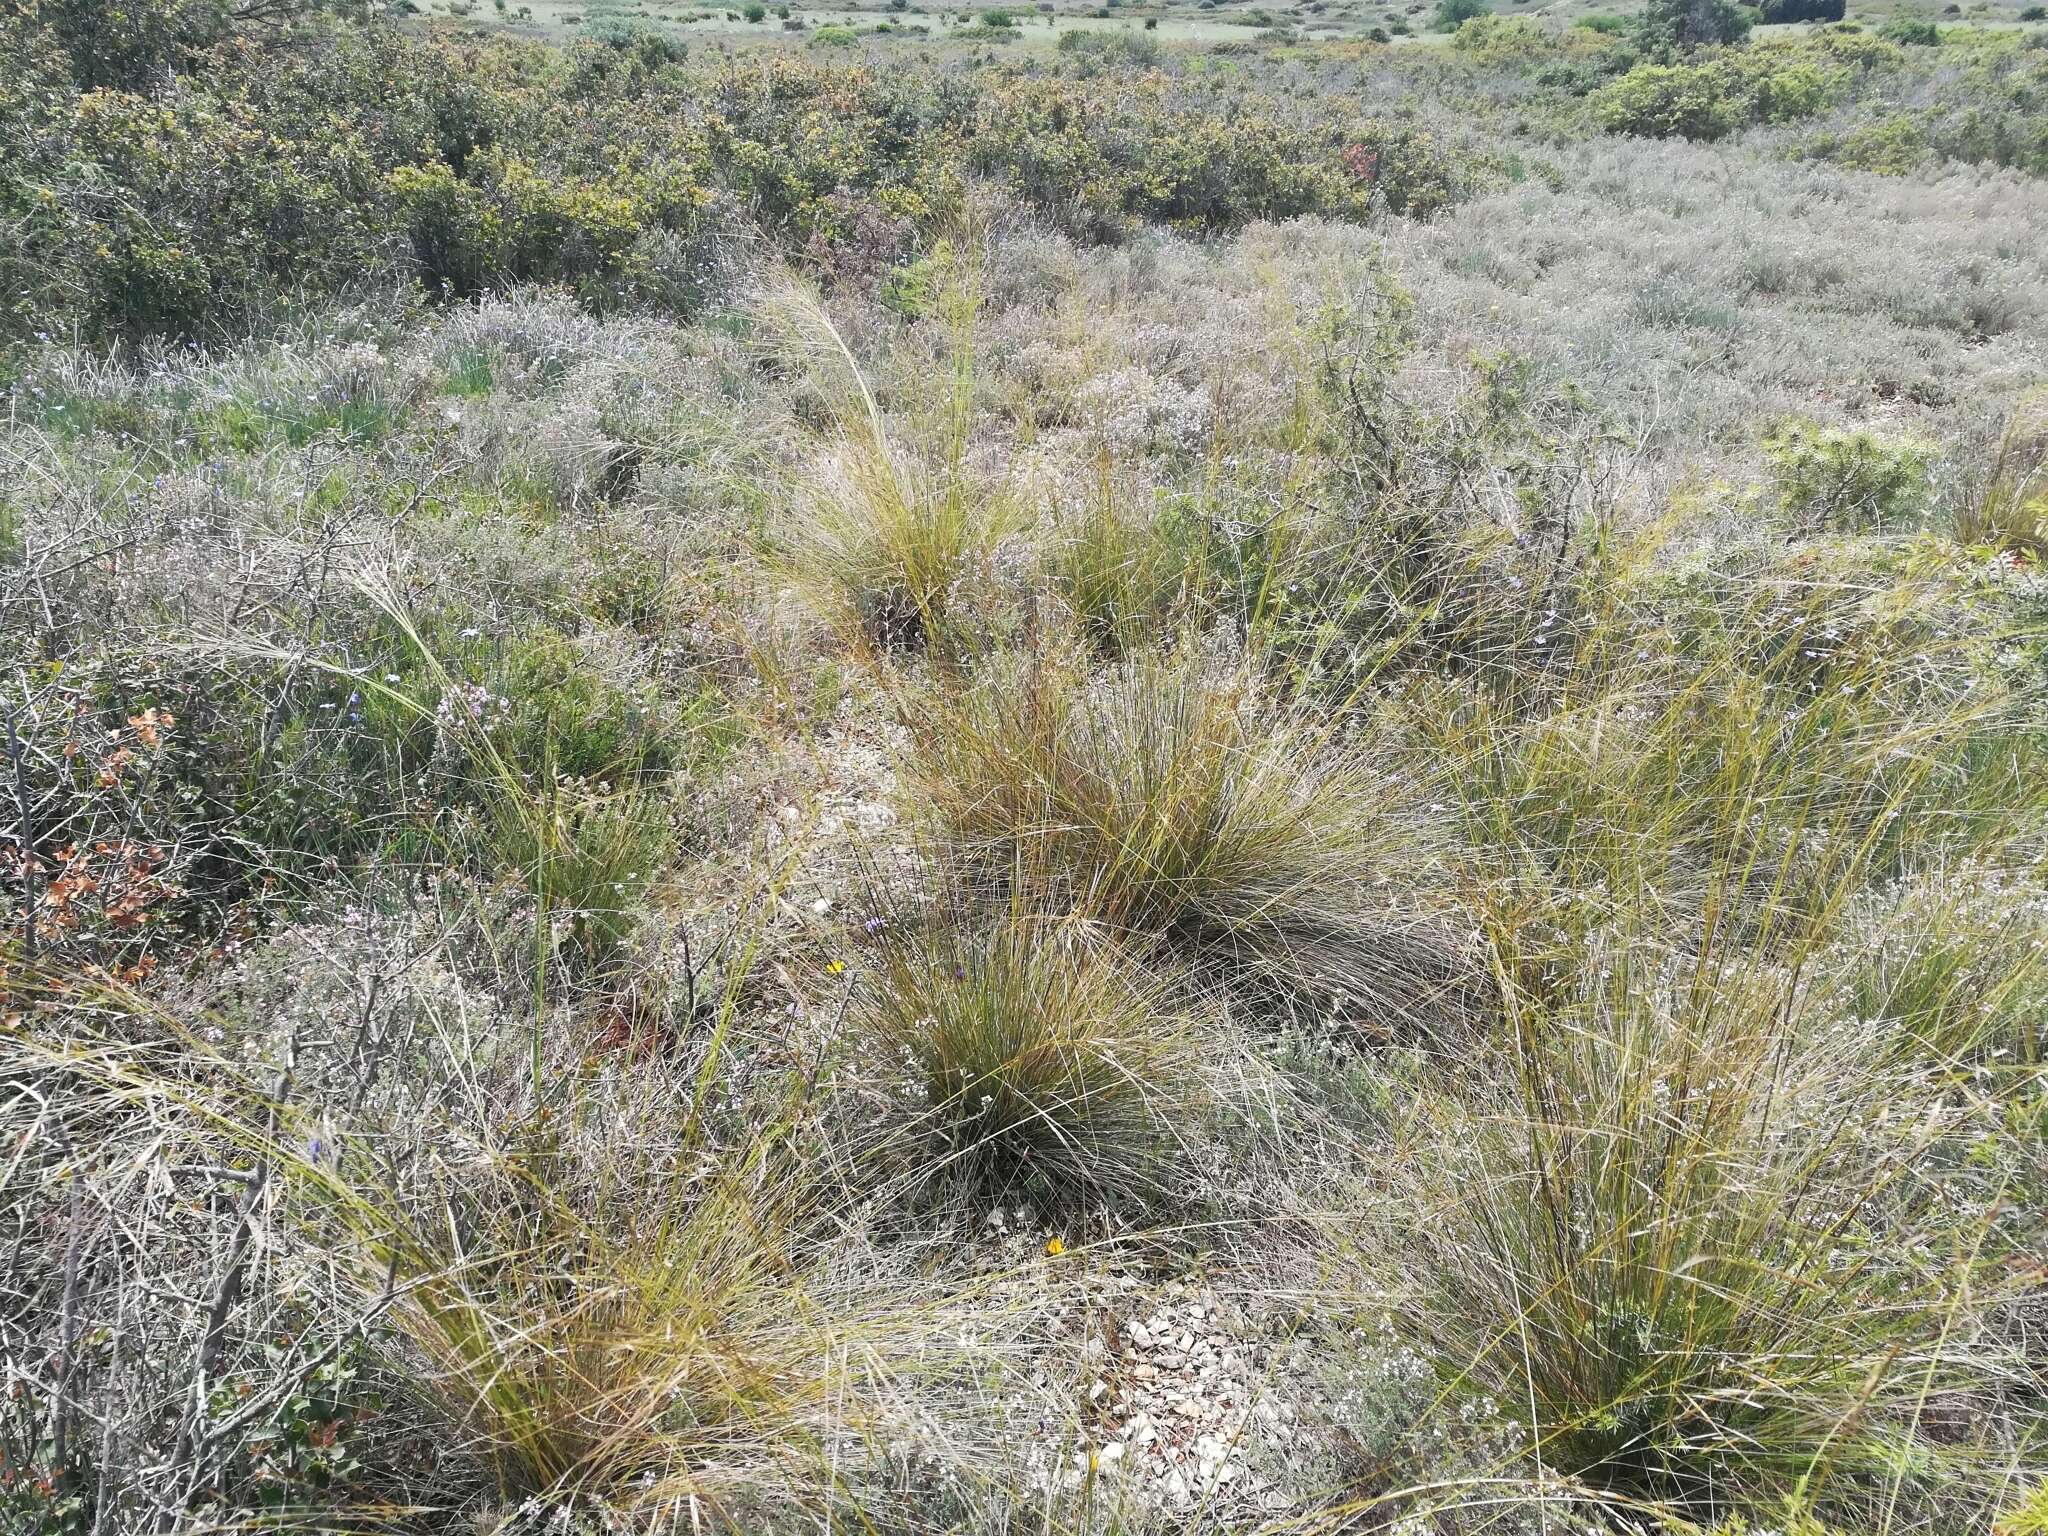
top-left (904, 641), bottom-right (1486, 1037)
top-left (1397, 950), bottom-right (2030, 1525)
top-left (853, 916), bottom-right (1201, 1208)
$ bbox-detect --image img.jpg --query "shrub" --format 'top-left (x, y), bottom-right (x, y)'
top-left (808, 22), bottom-right (859, 41)
top-left (1575, 10), bottom-right (1628, 28)
top-left (1594, 44), bottom-right (1847, 138)
top-left (1879, 12), bottom-right (1941, 41)
top-left (1432, 0), bottom-right (1491, 30)
top-left (1638, 0), bottom-right (1755, 47)
top-left (1593, 62), bottom-right (1742, 140)
top-left (1757, 0), bottom-right (1843, 20)
top-left (1763, 417), bottom-right (1931, 530)
top-left (2023, 4), bottom-right (2046, 19)
top-left (853, 919), bottom-right (1196, 1205)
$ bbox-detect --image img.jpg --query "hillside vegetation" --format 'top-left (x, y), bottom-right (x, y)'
top-left (3, 1), bottom-right (2047, 1534)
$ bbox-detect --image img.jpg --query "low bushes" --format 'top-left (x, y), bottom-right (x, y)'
top-left (0, 7), bottom-right (1499, 341)
top-left (1763, 416), bottom-right (1931, 530)
top-left (1593, 40), bottom-right (1850, 138)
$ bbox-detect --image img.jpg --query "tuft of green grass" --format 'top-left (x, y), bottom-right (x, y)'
top-left (765, 280), bottom-right (1019, 655)
top-left (905, 641), bottom-right (1484, 1037)
top-left (1399, 950), bottom-right (2023, 1524)
top-left (484, 777), bottom-right (672, 967)
top-left (1952, 389), bottom-right (2048, 559)
top-left (853, 916), bottom-right (1198, 1206)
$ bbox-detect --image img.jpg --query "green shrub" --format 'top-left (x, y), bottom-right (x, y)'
top-left (1432, 0), bottom-right (1490, 30)
top-left (807, 22), bottom-right (858, 41)
top-left (1593, 43), bottom-right (1845, 138)
top-left (1575, 10), bottom-right (1628, 29)
top-left (1638, 0), bottom-right (1754, 47)
top-left (1879, 12), bottom-right (1941, 42)
top-left (0, 15), bottom-right (1497, 341)
top-left (1763, 417), bottom-right (1931, 529)
top-left (19, 0), bottom-right (236, 89)
top-left (1593, 61), bottom-right (1743, 137)
top-left (1757, 0), bottom-right (1842, 20)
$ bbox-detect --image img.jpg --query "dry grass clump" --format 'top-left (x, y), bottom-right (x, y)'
top-left (852, 916), bottom-right (1200, 1208)
top-left (1, 967), bottom-right (950, 1532)
top-left (765, 282), bottom-right (1024, 654)
top-left (905, 641), bottom-right (1486, 1038)
top-left (1952, 388), bottom-right (2048, 559)
top-left (362, 1145), bottom-right (865, 1516)
top-left (1395, 952), bottom-right (2025, 1525)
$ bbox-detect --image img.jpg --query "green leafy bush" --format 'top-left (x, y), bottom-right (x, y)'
top-left (1637, 0), bottom-right (1754, 47)
top-left (1594, 41), bottom-right (1847, 137)
top-left (1757, 0), bottom-right (1843, 21)
top-left (1763, 417), bottom-right (1931, 530)
top-left (1594, 61), bottom-right (1744, 137)
top-left (1879, 12), bottom-right (1941, 42)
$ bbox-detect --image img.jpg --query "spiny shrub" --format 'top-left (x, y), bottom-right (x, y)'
top-left (854, 918), bottom-right (1195, 1205)
top-left (1763, 417), bottom-right (1931, 530)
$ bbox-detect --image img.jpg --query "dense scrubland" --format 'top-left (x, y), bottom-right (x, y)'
top-left (3, 0), bottom-right (2048, 1532)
